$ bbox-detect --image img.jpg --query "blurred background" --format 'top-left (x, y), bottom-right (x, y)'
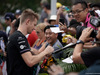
top-left (0, 0), bottom-right (100, 27)
top-left (0, 0), bottom-right (100, 14)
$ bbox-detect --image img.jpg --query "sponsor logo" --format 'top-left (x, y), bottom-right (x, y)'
top-left (18, 41), bottom-right (25, 44)
top-left (20, 45), bottom-right (26, 49)
top-left (17, 37), bottom-right (24, 41)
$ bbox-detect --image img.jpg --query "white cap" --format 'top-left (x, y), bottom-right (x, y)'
top-left (50, 15), bottom-right (57, 20)
top-left (50, 27), bottom-right (64, 33)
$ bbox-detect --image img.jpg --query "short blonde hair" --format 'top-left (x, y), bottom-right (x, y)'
top-left (36, 23), bottom-right (47, 31)
top-left (20, 9), bottom-right (39, 24)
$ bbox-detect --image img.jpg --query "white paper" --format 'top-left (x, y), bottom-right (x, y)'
top-left (62, 55), bottom-right (73, 63)
top-left (50, 27), bottom-right (64, 33)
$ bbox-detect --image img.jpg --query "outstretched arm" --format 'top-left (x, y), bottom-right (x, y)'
top-left (21, 45), bottom-right (54, 67)
top-left (73, 27), bottom-right (93, 64)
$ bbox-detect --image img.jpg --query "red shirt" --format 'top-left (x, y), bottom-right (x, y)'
top-left (27, 30), bottom-right (38, 47)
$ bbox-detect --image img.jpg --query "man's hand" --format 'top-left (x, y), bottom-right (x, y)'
top-left (11, 19), bottom-right (16, 28)
top-left (66, 36), bottom-right (77, 44)
top-left (79, 27), bottom-right (93, 42)
top-left (59, 22), bottom-right (68, 33)
top-left (30, 47), bottom-right (38, 55)
top-left (48, 64), bottom-right (64, 75)
top-left (44, 46), bottom-right (54, 55)
top-left (57, 7), bottom-right (63, 15)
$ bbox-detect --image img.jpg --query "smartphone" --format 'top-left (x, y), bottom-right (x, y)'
top-left (59, 18), bottom-right (64, 25)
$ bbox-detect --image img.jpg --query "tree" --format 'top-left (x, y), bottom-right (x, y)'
top-left (0, 0), bottom-right (41, 15)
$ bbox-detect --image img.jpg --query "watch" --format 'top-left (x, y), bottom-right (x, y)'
top-left (76, 40), bottom-right (84, 45)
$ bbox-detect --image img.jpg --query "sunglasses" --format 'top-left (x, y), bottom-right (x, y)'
top-left (72, 9), bottom-right (85, 15)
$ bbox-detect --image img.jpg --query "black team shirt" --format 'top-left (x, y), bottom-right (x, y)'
top-left (7, 31), bottom-right (37, 75)
top-left (81, 47), bottom-right (100, 67)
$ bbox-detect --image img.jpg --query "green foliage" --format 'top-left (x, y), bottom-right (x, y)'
top-left (63, 48), bottom-right (73, 58)
top-left (1, 0), bottom-right (100, 15)
top-left (57, 48), bottom-right (87, 74)
top-left (63, 48), bottom-right (88, 58)
top-left (38, 73), bottom-right (48, 75)
top-left (57, 59), bottom-right (87, 74)
top-left (0, 0), bottom-right (41, 15)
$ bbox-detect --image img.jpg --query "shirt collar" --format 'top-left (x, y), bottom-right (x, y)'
top-left (85, 13), bottom-right (90, 23)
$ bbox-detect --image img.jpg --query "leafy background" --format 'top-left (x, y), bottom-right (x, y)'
top-left (0, 0), bottom-right (100, 15)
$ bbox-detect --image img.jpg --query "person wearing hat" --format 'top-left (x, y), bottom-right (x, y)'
top-left (4, 13), bottom-right (15, 36)
top-left (56, 2), bottom-right (62, 9)
top-left (15, 9), bottom-right (22, 19)
top-left (48, 15), bottom-right (57, 25)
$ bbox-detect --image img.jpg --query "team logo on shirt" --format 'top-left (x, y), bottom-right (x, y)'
top-left (17, 37), bottom-right (24, 41)
top-left (20, 45), bottom-right (26, 49)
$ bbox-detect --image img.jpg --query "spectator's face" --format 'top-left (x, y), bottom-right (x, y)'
top-left (15, 14), bottom-right (20, 19)
top-left (72, 3), bottom-right (88, 23)
top-left (68, 27), bottom-right (76, 36)
top-left (35, 27), bottom-right (45, 39)
top-left (27, 18), bottom-right (37, 34)
top-left (50, 20), bottom-right (56, 25)
top-left (45, 29), bottom-right (58, 45)
top-left (5, 19), bottom-right (11, 26)
top-left (68, 13), bottom-right (74, 22)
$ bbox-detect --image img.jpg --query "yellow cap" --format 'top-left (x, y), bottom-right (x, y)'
top-left (56, 2), bottom-right (62, 8)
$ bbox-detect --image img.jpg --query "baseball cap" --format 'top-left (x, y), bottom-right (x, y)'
top-left (56, 2), bottom-right (62, 9)
top-left (49, 15), bottom-right (57, 20)
top-left (4, 13), bottom-right (15, 22)
top-left (15, 9), bottom-right (22, 15)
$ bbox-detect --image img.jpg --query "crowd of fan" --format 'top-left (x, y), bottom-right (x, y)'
top-left (0, 0), bottom-right (100, 75)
